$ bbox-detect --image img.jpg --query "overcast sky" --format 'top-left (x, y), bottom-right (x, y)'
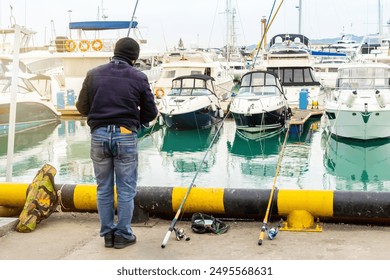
top-left (1, 0), bottom-right (389, 51)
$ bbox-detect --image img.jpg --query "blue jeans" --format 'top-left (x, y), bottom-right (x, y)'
top-left (91, 125), bottom-right (138, 239)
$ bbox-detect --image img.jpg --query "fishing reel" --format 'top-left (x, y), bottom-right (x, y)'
top-left (174, 228), bottom-right (190, 241)
top-left (266, 219), bottom-right (284, 240)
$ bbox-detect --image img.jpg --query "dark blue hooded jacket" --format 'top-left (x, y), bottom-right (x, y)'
top-left (76, 57), bottom-right (158, 132)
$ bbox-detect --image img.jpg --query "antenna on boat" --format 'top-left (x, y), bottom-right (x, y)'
top-left (9, 5), bottom-right (16, 26)
top-left (127, 0), bottom-right (139, 37)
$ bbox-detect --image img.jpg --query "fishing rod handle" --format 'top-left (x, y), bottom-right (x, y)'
top-left (161, 230), bottom-right (172, 248)
top-left (258, 230), bottom-right (265, 246)
top-left (258, 225), bottom-right (266, 246)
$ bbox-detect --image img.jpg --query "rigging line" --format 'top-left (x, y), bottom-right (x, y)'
top-left (207, 0), bottom-right (221, 49)
top-left (252, 0), bottom-right (285, 69)
top-left (127, 0), bottom-right (140, 37)
top-left (161, 110), bottom-right (230, 248)
top-left (233, 0), bottom-right (247, 46)
top-left (252, 0), bottom-right (277, 66)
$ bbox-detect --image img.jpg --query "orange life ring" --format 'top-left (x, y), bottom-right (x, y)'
top-left (155, 88), bottom-right (165, 98)
top-left (65, 40), bottom-right (77, 52)
top-left (79, 40), bottom-right (90, 52)
top-left (91, 39), bottom-right (103, 51)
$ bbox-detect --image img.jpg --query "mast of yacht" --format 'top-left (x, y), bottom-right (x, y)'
top-left (378, 0), bottom-right (383, 36)
top-left (297, 0), bottom-right (302, 34)
top-left (225, 0), bottom-right (231, 63)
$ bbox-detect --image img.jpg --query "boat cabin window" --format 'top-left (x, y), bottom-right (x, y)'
top-left (162, 70), bottom-right (176, 78)
top-left (337, 67), bottom-right (390, 89)
top-left (190, 70), bottom-right (203, 75)
top-left (268, 67), bottom-right (320, 86)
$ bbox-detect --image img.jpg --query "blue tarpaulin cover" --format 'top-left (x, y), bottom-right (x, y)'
top-left (69, 21), bottom-right (138, 30)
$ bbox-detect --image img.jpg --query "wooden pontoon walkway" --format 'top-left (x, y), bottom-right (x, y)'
top-left (290, 107), bottom-right (323, 125)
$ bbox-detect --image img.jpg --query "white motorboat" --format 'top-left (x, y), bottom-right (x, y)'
top-left (264, 34), bottom-right (322, 108)
top-left (313, 57), bottom-right (350, 89)
top-left (158, 75), bottom-right (224, 130)
top-left (229, 70), bottom-right (290, 132)
top-left (0, 72), bottom-right (61, 135)
top-left (153, 50), bottom-right (233, 100)
top-left (321, 62), bottom-right (390, 140)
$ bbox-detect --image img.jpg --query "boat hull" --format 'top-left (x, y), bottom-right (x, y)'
top-left (161, 108), bottom-right (222, 130)
top-left (231, 107), bottom-right (288, 132)
top-left (0, 101), bottom-right (61, 135)
top-left (323, 109), bottom-right (390, 140)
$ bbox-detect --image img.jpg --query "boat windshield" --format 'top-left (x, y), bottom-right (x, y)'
top-left (337, 67), bottom-right (390, 89)
top-left (237, 71), bottom-right (282, 96)
top-left (168, 78), bottom-right (214, 96)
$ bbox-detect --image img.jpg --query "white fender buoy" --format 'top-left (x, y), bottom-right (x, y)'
top-left (375, 90), bottom-right (386, 108)
top-left (345, 90), bottom-right (357, 108)
top-left (219, 108), bottom-right (224, 118)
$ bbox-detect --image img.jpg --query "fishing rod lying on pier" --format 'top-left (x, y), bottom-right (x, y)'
top-left (258, 122), bottom-right (290, 245)
top-left (161, 111), bottom-right (230, 248)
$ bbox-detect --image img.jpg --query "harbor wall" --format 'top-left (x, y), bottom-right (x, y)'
top-left (1, 183), bottom-right (390, 224)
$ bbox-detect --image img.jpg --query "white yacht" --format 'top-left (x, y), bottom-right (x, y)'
top-left (264, 34), bottom-right (322, 108)
top-left (158, 75), bottom-right (224, 130)
top-left (322, 62), bottom-right (390, 140)
top-left (229, 70), bottom-right (290, 132)
top-left (153, 50), bottom-right (233, 101)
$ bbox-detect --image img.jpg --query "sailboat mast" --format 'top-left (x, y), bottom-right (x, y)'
top-left (298, 0), bottom-right (302, 34)
top-left (378, 0), bottom-right (383, 36)
top-left (226, 0), bottom-right (231, 62)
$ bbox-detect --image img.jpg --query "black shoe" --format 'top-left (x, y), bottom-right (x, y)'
top-left (104, 233), bottom-right (114, 248)
top-left (114, 234), bottom-right (136, 249)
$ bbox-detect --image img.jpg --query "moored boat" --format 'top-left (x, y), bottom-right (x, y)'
top-left (321, 61), bottom-right (390, 140)
top-left (153, 50), bottom-right (233, 100)
top-left (229, 70), bottom-right (290, 132)
top-left (0, 73), bottom-right (61, 135)
top-left (158, 74), bottom-right (225, 130)
top-left (264, 34), bottom-right (322, 108)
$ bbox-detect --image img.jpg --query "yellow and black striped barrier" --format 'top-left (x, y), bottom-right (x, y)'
top-left (1, 183), bottom-right (390, 224)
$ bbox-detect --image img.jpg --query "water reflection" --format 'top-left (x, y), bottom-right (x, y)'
top-left (226, 129), bottom-right (284, 184)
top-left (322, 131), bottom-right (390, 191)
top-left (227, 129), bottom-right (283, 158)
top-left (2, 118), bottom-right (390, 192)
top-left (0, 122), bottom-right (59, 179)
top-left (0, 122), bottom-right (59, 156)
top-left (159, 125), bottom-right (221, 172)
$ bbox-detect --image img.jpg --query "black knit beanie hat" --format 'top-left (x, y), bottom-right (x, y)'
top-left (114, 37), bottom-right (140, 63)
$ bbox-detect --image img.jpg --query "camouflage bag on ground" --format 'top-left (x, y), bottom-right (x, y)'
top-left (16, 164), bottom-right (58, 233)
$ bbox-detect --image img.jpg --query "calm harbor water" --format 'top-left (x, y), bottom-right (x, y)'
top-left (1, 117), bottom-right (390, 192)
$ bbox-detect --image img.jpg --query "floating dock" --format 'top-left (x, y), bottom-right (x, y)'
top-left (58, 106), bottom-right (84, 119)
top-left (290, 107), bottom-right (323, 125)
